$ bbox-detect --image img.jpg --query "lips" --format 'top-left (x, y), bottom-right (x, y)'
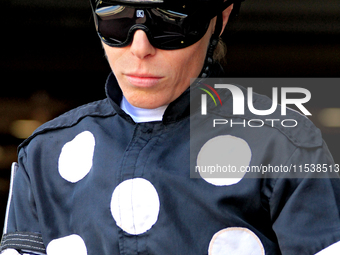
top-left (125, 73), bottom-right (163, 88)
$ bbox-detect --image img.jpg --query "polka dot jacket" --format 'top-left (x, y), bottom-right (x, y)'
top-left (1, 66), bottom-right (340, 255)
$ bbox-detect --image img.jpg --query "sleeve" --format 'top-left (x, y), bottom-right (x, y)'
top-left (0, 148), bottom-right (47, 255)
top-left (270, 141), bottom-right (340, 255)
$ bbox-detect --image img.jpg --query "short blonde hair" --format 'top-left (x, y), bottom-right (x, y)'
top-left (213, 38), bottom-right (227, 64)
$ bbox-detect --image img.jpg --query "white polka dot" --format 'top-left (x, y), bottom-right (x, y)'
top-left (208, 227), bottom-right (264, 255)
top-left (46, 234), bottom-right (87, 255)
top-left (196, 135), bottom-right (252, 186)
top-left (315, 241), bottom-right (340, 255)
top-left (1, 249), bottom-right (21, 255)
top-left (111, 178), bottom-right (160, 235)
top-left (58, 131), bottom-right (95, 183)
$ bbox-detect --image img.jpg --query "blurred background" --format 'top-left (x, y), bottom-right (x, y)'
top-left (0, 0), bottom-right (339, 229)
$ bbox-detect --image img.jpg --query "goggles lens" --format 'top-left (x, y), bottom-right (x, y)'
top-left (94, 2), bottom-right (212, 49)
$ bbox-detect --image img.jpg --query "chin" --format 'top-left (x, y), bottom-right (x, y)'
top-left (126, 95), bottom-right (169, 109)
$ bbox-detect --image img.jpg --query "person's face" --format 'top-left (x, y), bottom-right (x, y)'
top-left (103, 6), bottom-right (232, 109)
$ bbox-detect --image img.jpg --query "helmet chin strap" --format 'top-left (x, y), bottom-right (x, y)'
top-left (200, 13), bottom-right (223, 78)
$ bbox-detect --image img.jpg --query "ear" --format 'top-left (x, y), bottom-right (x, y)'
top-left (220, 4), bottom-right (233, 36)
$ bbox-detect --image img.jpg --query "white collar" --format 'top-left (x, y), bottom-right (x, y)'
top-left (120, 97), bottom-right (168, 123)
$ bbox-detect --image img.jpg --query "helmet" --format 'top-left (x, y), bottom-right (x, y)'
top-left (90, 0), bottom-right (244, 21)
top-left (90, 0), bottom-right (245, 77)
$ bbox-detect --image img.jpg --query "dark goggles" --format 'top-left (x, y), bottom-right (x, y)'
top-left (93, 1), bottom-right (218, 50)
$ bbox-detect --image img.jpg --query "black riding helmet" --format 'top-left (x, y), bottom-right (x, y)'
top-left (90, 0), bottom-right (244, 76)
top-left (90, 0), bottom-right (244, 49)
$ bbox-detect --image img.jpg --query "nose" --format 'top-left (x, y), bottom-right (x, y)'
top-left (130, 30), bottom-right (156, 59)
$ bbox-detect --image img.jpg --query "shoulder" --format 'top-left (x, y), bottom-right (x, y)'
top-left (19, 98), bottom-right (116, 150)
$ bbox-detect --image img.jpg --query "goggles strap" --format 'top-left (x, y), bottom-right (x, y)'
top-left (200, 13), bottom-right (223, 78)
